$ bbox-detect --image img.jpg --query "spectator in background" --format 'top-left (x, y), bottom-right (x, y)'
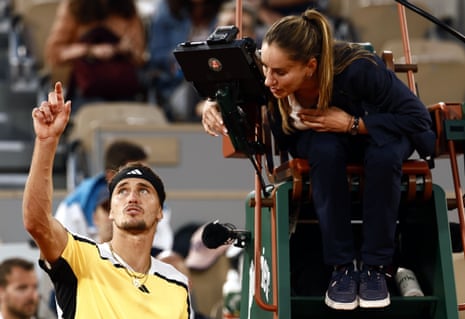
top-left (156, 250), bottom-right (213, 319)
top-left (91, 192), bottom-right (114, 244)
top-left (146, 0), bottom-right (191, 121)
top-left (256, 0), bottom-right (314, 29)
top-left (194, 0), bottom-right (260, 118)
top-left (147, 0), bottom-right (225, 122)
top-left (55, 140), bottom-right (173, 254)
top-left (189, 0), bottom-right (227, 40)
top-left (172, 222), bottom-right (203, 259)
top-left (44, 0), bottom-right (147, 113)
top-left (185, 224), bottom-right (230, 318)
top-left (216, 0), bottom-right (259, 40)
top-left (256, 0), bottom-right (358, 41)
top-left (0, 258), bottom-right (39, 319)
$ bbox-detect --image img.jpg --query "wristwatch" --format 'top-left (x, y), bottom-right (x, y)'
top-left (349, 116), bottom-right (360, 135)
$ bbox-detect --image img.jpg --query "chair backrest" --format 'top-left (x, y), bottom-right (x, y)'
top-left (13, 0), bottom-right (56, 62)
top-left (17, 0), bottom-right (71, 85)
top-left (383, 38), bottom-right (465, 64)
top-left (68, 102), bottom-right (169, 154)
top-left (428, 101), bottom-right (465, 158)
top-left (66, 102), bottom-right (169, 187)
top-left (382, 38), bottom-right (465, 105)
top-left (350, 2), bottom-right (432, 52)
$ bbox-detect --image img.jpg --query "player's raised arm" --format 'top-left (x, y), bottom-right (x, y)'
top-left (23, 82), bottom-right (71, 262)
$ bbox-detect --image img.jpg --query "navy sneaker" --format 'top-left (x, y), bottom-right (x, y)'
top-left (359, 265), bottom-right (391, 308)
top-left (325, 263), bottom-right (358, 310)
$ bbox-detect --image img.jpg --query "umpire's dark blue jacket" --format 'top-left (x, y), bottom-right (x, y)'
top-left (268, 52), bottom-right (435, 266)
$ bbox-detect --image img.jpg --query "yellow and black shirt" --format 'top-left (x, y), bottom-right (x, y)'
top-left (40, 232), bottom-right (193, 319)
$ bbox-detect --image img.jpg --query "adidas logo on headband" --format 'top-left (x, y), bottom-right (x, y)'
top-left (108, 165), bottom-right (166, 205)
top-left (126, 169), bottom-right (143, 176)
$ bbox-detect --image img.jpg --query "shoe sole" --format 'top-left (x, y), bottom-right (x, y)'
top-left (325, 293), bottom-right (358, 310)
top-left (359, 294), bottom-right (390, 308)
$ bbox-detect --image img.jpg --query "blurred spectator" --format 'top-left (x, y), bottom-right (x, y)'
top-left (146, 0), bottom-right (191, 121)
top-left (0, 258), bottom-right (39, 319)
top-left (185, 224), bottom-right (230, 318)
top-left (189, 0), bottom-right (225, 41)
top-left (257, 0), bottom-right (313, 27)
top-left (173, 222), bottom-right (204, 258)
top-left (92, 192), bottom-right (113, 243)
top-left (194, 0), bottom-right (260, 118)
top-left (216, 0), bottom-right (259, 40)
top-left (157, 250), bottom-right (191, 279)
top-left (147, 0), bottom-right (225, 122)
top-left (256, 0), bottom-right (358, 41)
top-left (54, 140), bottom-right (174, 253)
top-left (44, 0), bottom-right (147, 113)
top-left (157, 250), bottom-right (214, 319)
top-left (217, 246), bottom-right (243, 319)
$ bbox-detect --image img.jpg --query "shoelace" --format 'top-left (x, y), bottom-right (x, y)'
top-left (362, 266), bottom-right (391, 290)
top-left (332, 266), bottom-right (356, 290)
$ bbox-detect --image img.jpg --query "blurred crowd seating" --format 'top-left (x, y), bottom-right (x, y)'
top-left (382, 38), bottom-right (465, 105)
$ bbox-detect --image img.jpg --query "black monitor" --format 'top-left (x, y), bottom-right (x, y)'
top-left (173, 27), bottom-right (267, 105)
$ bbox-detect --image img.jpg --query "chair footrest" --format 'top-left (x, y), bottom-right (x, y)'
top-left (291, 295), bottom-right (439, 319)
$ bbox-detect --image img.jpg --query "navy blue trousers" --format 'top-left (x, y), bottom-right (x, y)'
top-left (290, 131), bottom-right (413, 266)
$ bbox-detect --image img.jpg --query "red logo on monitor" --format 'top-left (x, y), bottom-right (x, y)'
top-left (208, 58), bottom-right (222, 72)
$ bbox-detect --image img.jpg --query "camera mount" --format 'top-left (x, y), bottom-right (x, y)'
top-left (173, 26), bottom-right (270, 196)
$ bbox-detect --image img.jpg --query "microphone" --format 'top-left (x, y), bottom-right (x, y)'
top-left (201, 220), bottom-right (250, 249)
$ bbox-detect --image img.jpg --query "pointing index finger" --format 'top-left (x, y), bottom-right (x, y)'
top-left (54, 81), bottom-right (64, 104)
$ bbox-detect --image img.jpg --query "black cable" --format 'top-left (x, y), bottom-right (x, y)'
top-left (395, 0), bottom-right (465, 44)
top-left (217, 86), bottom-right (271, 198)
